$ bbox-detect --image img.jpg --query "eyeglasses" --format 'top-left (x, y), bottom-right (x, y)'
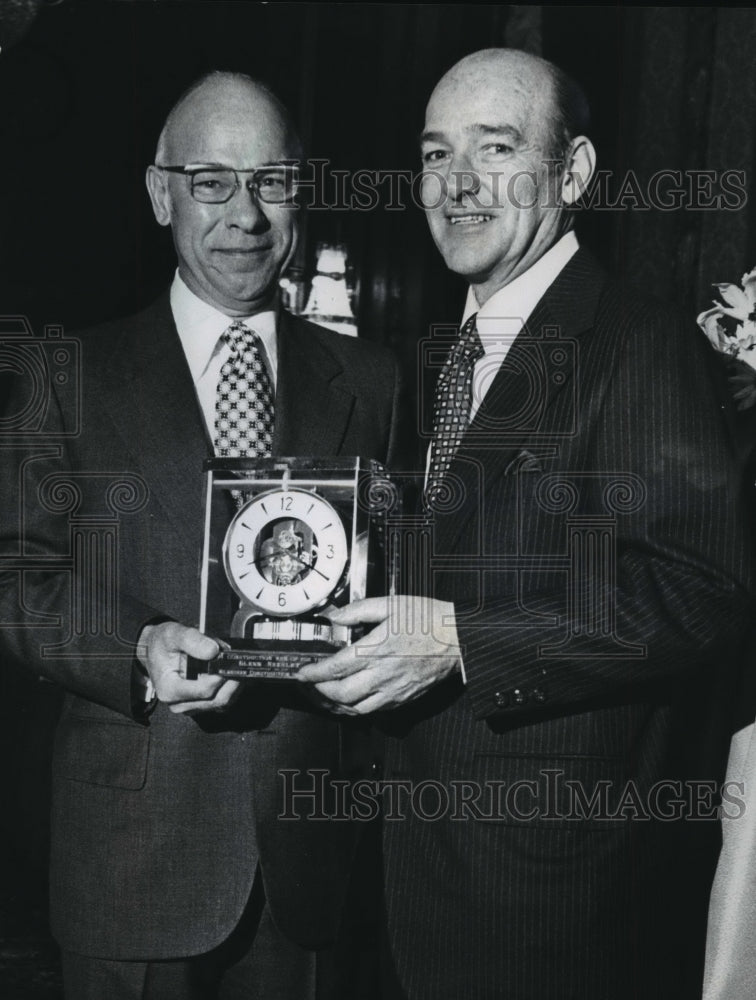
top-left (155, 164), bottom-right (299, 204)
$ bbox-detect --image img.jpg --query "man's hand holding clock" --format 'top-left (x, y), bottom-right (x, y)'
top-left (138, 480), bottom-right (385, 704)
top-left (296, 595), bottom-right (462, 715)
top-left (136, 622), bottom-right (240, 714)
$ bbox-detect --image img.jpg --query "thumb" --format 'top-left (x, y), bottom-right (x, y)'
top-left (181, 627), bottom-right (221, 661)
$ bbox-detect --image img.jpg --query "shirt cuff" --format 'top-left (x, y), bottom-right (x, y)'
top-left (133, 663), bottom-right (156, 703)
top-left (443, 602), bottom-right (466, 684)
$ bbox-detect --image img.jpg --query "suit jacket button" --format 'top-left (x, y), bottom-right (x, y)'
top-left (513, 688), bottom-right (527, 706)
top-left (493, 691), bottom-right (510, 708)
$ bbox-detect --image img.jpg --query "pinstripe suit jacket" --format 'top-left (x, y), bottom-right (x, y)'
top-left (382, 249), bottom-right (754, 1000)
top-left (0, 295), bottom-right (403, 959)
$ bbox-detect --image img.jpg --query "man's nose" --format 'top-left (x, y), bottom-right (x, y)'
top-left (224, 181), bottom-right (268, 230)
top-left (447, 153), bottom-right (481, 202)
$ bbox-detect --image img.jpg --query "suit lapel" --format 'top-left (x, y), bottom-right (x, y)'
top-left (273, 311), bottom-right (355, 456)
top-left (97, 295), bottom-right (210, 548)
top-left (434, 248), bottom-right (607, 555)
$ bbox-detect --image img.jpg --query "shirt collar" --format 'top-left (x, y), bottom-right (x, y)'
top-left (461, 231), bottom-right (579, 353)
top-left (169, 271), bottom-right (278, 381)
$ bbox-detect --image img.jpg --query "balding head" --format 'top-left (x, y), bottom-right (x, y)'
top-left (146, 71), bottom-right (301, 317)
top-left (155, 72), bottom-right (302, 166)
top-left (429, 49), bottom-right (589, 164)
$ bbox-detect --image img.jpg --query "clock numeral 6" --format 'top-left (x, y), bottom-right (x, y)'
top-left (278, 592), bottom-right (287, 607)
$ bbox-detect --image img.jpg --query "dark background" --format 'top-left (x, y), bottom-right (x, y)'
top-left (1, 3), bottom-right (756, 995)
top-left (3, 4), bottom-right (756, 359)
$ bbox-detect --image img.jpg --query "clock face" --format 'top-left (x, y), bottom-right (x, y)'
top-left (222, 488), bottom-right (350, 616)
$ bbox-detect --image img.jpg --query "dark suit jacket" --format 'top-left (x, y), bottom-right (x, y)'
top-left (382, 249), bottom-right (754, 1000)
top-left (0, 296), bottom-right (403, 959)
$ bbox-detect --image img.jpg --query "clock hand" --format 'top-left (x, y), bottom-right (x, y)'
top-left (291, 551), bottom-right (330, 581)
top-left (252, 544), bottom-right (330, 581)
top-left (248, 542), bottom-right (292, 568)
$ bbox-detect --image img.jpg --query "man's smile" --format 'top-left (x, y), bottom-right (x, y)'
top-left (213, 246), bottom-right (272, 253)
top-left (447, 213), bottom-right (494, 225)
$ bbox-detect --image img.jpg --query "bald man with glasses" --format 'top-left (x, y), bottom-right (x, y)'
top-left (0, 71), bottom-right (402, 999)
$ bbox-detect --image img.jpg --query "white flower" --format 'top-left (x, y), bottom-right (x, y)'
top-left (697, 266), bottom-right (756, 363)
top-left (698, 266), bottom-right (756, 409)
top-left (696, 306), bottom-right (729, 351)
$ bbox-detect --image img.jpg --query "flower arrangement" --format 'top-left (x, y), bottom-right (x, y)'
top-left (697, 267), bottom-right (756, 411)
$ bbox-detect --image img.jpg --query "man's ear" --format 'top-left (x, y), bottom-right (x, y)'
top-left (146, 166), bottom-right (172, 227)
top-left (560, 136), bottom-right (596, 206)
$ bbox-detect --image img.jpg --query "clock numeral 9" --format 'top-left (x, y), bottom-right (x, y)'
top-left (236, 543), bottom-right (245, 558)
top-left (280, 495), bottom-right (293, 512)
top-left (278, 592), bottom-right (287, 607)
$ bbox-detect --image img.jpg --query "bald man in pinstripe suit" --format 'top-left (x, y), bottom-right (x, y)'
top-left (299, 49), bottom-right (754, 999)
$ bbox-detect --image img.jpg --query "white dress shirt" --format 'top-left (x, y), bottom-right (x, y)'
top-left (170, 271), bottom-right (278, 440)
top-left (463, 231), bottom-right (579, 420)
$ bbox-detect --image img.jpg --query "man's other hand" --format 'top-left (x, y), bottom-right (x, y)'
top-left (137, 622), bottom-right (240, 714)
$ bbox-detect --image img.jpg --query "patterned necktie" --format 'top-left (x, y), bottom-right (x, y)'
top-left (214, 320), bottom-right (274, 459)
top-left (425, 313), bottom-right (484, 506)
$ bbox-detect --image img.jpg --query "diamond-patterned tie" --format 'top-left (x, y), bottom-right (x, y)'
top-left (425, 313), bottom-right (484, 506)
top-left (214, 320), bottom-right (274, 459)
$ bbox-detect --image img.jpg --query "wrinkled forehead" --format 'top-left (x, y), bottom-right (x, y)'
top-left (424, 59), bottom-right (556, 149)
top-left (165, 85), bottom-right (298, 166)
